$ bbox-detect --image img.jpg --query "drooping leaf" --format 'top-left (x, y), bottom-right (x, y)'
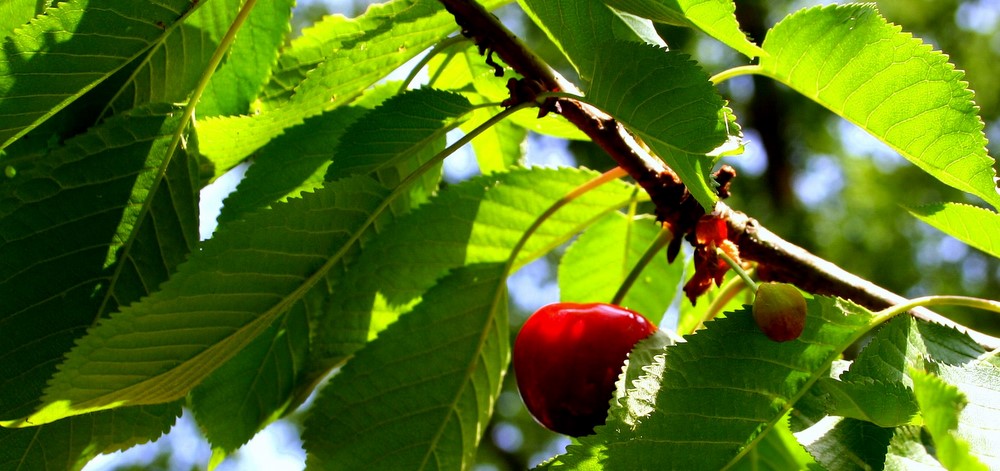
top-left (559, 213), bottom-right (678, 325)
top-left (325, 88), bottom-right (473, 180)
top-left (7, 175), bottom-right (391, 426)
top-left (587, 40), bottom-right (738, 210)
top-left (908, 202), bottom-right (1000, 260)
top-left (197, 0), bottom-right (294, 117)
top-left (0, 105), bottom-right (198, 420)
top-left (0, 104), bottom-right (198, 464)
top-left (0, 0), bottom-right (195, 149)
top-left (601, 0), bottom-right (764, 58)
top-left (910, 368), bottom-right (990, 471)
top-left (550, 297), bottom-right (873, 470)
top-left (191, 302), bottom-right (310, 453)
top-left (216, 83), bottom-right (398, 225)
top-left (196, 0), bottom-right (506, 175)
top-left (518, 0), bottom-right (665, 85)
top-left (0, 403), bottom-right (181, 471)
top-left (304, 263), bottom-right (509, 470)
top-left (757, 4), bottom-right (1000, 209)
top-left (311, 167), bottom-right (638, 369)
top-left (802, 417), bottom-right (895, 471)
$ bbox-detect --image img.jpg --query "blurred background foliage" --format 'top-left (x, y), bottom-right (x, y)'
top-left (94, 1), bottom-right (1000, 470)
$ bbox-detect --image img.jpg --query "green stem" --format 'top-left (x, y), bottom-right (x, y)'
top-left (535, 91), bottom-right (588, 102)
top-left (872, 295), bottom-right (1000, 327)
top-left (503, 166), bottom-right (628, 274)
top-left (698, 268), bottom-right (753, 330)
top-left (611, 225), bottom-right (673, 306)
top-left (716, 247), bottom-right (758, 292)
top-left (399, 35), bottom-right (468, 93)
top-left (710, 65), bottom-right (763, 85)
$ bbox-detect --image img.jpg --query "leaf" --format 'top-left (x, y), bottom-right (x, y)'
top-left (312, 167), bottom-right (638, 368)
top-left (196, 0), bottom-right (505, 175)
top-left (304, 263), bottom-right (509, 470)
top-left (930, 358), bottom-right (1000, 468)
top-left (601, 0), bottom-right (764, 58)
top-left (910, 369), bottom-right (990, 471)
top-left (518, 0), bottom-right (665, 85)
top-left (813, 378), bottom-right (918, 427)
top-left (587, 40), bottom-right (738, 210)
top-left (730, 420), bottom-right (815, 471)
top-left (0, 0), bottom-right (36, 39)
top-left (0, 0), bottom-right (194, 149)
top-left (559, 213), bottom-right (679, 325)
top-left (908, 202), bottom-right (1000, 260)
top-left (216, 83), bottom-right (397, 225)
top-left (0, 403), bottom-right (181, 471)
top-left (196, 0), bottom-right (293, 117)
top-left (757, 4), bottom-right (1000, 209)
top-left (802, 417), bottom-right (895, 471)
top-left (6, 175), bottom-right (391, 426)
top-left (325, 88), bottom-right (473, 180)
top-left (884, 425), bottom-right (947, 470)
top-left (549, 296), bottom-right (874, 470)
top-left (0, 105), bottom-right (198, 419)
top-left (190, 303), bottom-right (309, 453)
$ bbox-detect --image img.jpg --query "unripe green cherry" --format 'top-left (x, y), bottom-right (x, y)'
top-left (752, 282), bottom-right (807, 342)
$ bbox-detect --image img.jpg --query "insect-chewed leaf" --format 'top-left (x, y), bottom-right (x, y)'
top-left (758, 4), bottom-right (1000, 209)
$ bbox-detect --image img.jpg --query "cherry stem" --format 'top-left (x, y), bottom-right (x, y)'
top-left (610, 225), bottom-right (673, 306)
top-left (872, 295), bottom-right (1000, 327)
top-left (400, 35), bottom-right (469, 92)
top-left (716, 247), bottom-right (758, 292)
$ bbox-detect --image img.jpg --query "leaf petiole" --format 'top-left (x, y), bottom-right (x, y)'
top-left (611, 224), bottom-right (673, 306)
top-left (716, 247), bottom-right (758, 292)
top-left (710, 65), bottom-right (763, 85)
top-left (872, 295), bottom-right (1000, 326)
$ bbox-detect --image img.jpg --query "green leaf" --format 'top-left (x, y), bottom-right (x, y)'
top-left (191, 303), bottom-right (309, 453)
top-left (601, 0), bottom-right (764, 58)
top-left (197, 0), bottom-right (505, 175)
top-left (550, 297), bottom-right (874, 470)
top-left (0, 0), bottom-right (37, 39)
top-left (303, 263), bottom-right (509, 470)
top-left (908, 202), bottom-right (1000, 260)
top-left (0, 105), bottom-right (197, 418)
top-left (884, 425), bottom-right (947, 470)
top-left (518, 0), bottom-right (665, 85)
top-left (196, 0), bottom-right (293, 117)
top-left (730, 420), bottom-right (815, 471)
top-left (559, 213), bottom-right (679, 325)
top-left (0, 404), bottom-right (181, 471)
top-left (803, 417), bottom-right (895, 471)
top-left (216, 83), bottom-right (398, 225)
top-left (8, 176), bottom-right (391, 426)
top-left (0, 0), bottom-right (195, 149)
top-left (587, 40), bottom-right (738, 210)
top-left (813, 378), bottom-right (918, 427)
top-left (910, 369), bottom-right (990, 471)
top-left (930, 358), bottom-right (1000, 468)
top-left (312, 167), bottom-right (638, 368)
top-left (757, 4), bottom-right (1000, 209)
top-left (325, 88), bottom-right (473, 180)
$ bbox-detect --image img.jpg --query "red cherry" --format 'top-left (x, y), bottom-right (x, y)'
top-left (513, 302), bottom-right (658, 437)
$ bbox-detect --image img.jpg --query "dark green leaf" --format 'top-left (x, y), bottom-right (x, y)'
top-left (804, 418), bottom-right (894, 471)
top-left (304, 264), bottom-right (509, 470)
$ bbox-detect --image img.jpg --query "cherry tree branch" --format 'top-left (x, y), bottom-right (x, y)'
top-left (437, 0), bottom-right (1000, 350)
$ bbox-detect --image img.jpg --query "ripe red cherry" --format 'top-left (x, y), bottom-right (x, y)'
top-left (513, 302), bottom-right (658, 437)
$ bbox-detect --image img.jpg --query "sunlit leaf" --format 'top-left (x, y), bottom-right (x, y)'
top-left (757, 4), bottom-right (1000, 209)
top-left (909, 202), bottom-right (1000, 260)
top-left (602, 0), bottom-right (764, 58)
top-left (910, 368), bottom-right (990, 471)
